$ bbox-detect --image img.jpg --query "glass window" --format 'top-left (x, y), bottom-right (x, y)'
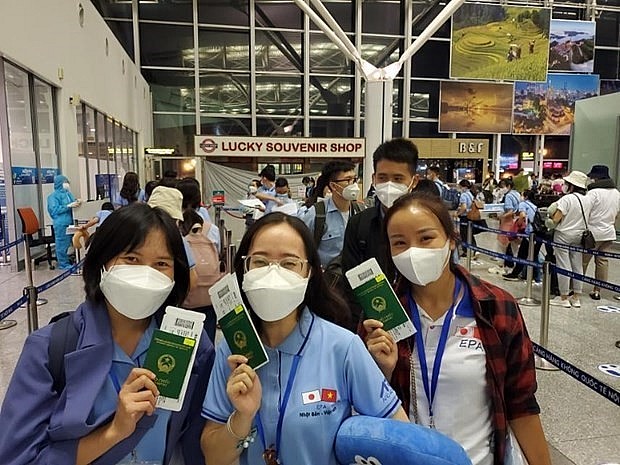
top-left (359, 36), bottom-right (401, 67)
top-left (153, 114), bottom-right (196, 156)
top-left (139, 1), bottom-right (193, 22)
top-left (412, 40), bottom-right (450, 78)
top-left (255, 75), bottom-right (301, 116)
top-left (198, 0), bottom-right (248, 26)
top-left (200, 116), bottom-right (251, 136)
top-left (106, 117), bottom-right (115, 174)
top-left (362, 2), bottom-right (401, 35)
top-left (594, 49), bottom-right (620, 79)
top-left (409, 121), bottom-right (442, 137)
top-left (105, 20), bottom-right (134, 61)
top-left (34, 78), bottom-right (59, 223)
top-left (256, 31), bottom-right (302, 72)
top-left (310, 32), bottom-right (354, 73)
top-left (4, 62), bottom-right (42, 229)
top-left (412, 2), bottom-right (451, 38)
top-left (596, 10), bottom-right (620, 47)
top-left (91, 0), bottom-right (132, 19)
top-left (198, 29), bottom-right (250, 70)
top-left (140, 23), bottom-right (194, 68)
top-left (254, 1), bottom-right (301, 29)
top-left (309, 2), bottom-right (353, 33)
top-left (200, 73), bottom-right (250, 114)
top-left (309, 119), bottom-right (354, 137)
top-left (308, 76), bottom-right (353, 117)
top-left (411, 80), bottom-right (440, 118)
top-left (115, 121), bottom-right (123, 176)
top-left (144, 69), bottom-right (196, 113)
top-left (97, 111), bottom-right (108, 175)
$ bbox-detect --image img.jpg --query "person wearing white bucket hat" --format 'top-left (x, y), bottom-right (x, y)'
top-left (546, 170), bottom-right (592, 308)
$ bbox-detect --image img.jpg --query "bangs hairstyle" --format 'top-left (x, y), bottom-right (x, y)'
top-left (233, 212), bottom-right (350, 331)
top-left (383, 192), bottom-right (459, 280)
top-left (82, 203), bottom-right (190, 306)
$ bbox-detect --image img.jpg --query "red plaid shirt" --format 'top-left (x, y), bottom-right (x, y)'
top-left (361, 265), bottom-right (540, 465)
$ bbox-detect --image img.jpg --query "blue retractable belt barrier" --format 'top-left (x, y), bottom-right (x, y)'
top-left (532, 343), bottom-right (620, 407)
top-left (0, 295), bottom-right (29, 321)
top-left (552, 264), bottom-right (620, 294)
top-left (0, 237), bottom-right (24, 254)
top-left (470, 222), bottom-right (530, 239)
top-left (462, 243), bottom-right (541, 268)
top-left (0, 260), bottom-right (84, 322)
top-left (536, 237), bottom-right (620, 259)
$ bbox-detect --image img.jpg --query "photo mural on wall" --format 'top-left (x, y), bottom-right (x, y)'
top-left (439, 80), bottom-right (514, 133)
top-left (450, 3), bottom-right (551, 82)
top-left (548, 20), bottom-right (596, 73)
top-left (512, 73), bottom-right (600, 135)
top-left (600, 80), bottom-right (620, 95)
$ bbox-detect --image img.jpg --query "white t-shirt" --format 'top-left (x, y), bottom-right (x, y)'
top-left (555, 193), bottom-right (592, 234)
top-left (410, 303), bottom-right (493, 465)
top-left (587, 188), bottom-right (620, 241)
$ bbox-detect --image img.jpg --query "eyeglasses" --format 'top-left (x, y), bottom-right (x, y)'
top-left (242, 254), bottom-right (308, 275)
top-left (332, 176), bottom-right (358, 185)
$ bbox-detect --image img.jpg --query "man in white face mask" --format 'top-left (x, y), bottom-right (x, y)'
top-left (300, 160), bottom-right (363, 268)
top-left (342, 138), bottom-right (418, 285)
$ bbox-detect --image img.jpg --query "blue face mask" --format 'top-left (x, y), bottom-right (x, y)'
top-left (276, 193), bottom-right (288, 199)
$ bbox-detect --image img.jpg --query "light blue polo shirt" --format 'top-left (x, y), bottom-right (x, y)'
top-left (503, 190), bottom-right (520, 213)
top-left (300, 197), bottom-right (348, 267)
top-left (197, 207), bottom-right (221, 253)
top-left (257, 185), bottom-right (277, 213)
top-left (95, 210), bottom-right (112, 227)
top-left (202, 308), bottom-right (400, 465)
top-left (114, 189), bottom-right (146, 208)
top-left (518, 200), bottom-right (537, 235)
top-left (458, 190), bottom-right (474, 217)
top-left (87, 318), bottom-right (171, 464)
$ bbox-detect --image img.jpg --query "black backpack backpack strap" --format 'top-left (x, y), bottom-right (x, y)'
top-left (313, 201), bottom-right (327, 247)
top-left (48, 312), bottom-right (79, 394)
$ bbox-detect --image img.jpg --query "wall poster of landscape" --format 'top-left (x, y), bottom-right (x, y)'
top-left (439, 80), bottom-right (514, 133)
top-left (548, 20), bottom-right (595, 73)
top-left (451, 3), bottom-right (551, 81)
top-left (512, 73), bottom-right (599, 135)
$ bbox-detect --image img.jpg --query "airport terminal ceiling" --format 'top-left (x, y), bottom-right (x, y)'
top-left (91, 0), bottom-right (620, 141)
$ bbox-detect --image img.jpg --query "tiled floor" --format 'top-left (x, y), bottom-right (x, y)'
top-left (0, 230), bottom-right (619, 464)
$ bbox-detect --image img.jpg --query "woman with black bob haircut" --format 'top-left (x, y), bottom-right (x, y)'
top-left (0, 203), bottom-right (214, 465)
top-left (115, 171), bottom-right (145, 207)
top-left (201, 212), bottom-right (407, 465)
top-left (362, 192), bottom-right (550, 465)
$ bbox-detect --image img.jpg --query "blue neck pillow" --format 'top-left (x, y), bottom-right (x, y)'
top-left (335, 416), bottom-right (472, 465)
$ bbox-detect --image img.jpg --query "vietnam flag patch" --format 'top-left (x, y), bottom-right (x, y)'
top-left (321, 388), bottom-right (337, 402)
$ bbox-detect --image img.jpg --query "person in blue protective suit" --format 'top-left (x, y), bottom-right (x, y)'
top-left (47, 175), bottom-right (80, 269)
top-left (200, 212), bottom-right (408, 465)
top-left (0, 203), bottom-right (215, 465)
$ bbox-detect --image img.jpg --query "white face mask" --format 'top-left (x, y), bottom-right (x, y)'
top-left (100, 264), bottom-right (175, 320)
top-left (341, 183), bottom-right (360, 201)
top-left (242, 265), bottom-right (309, 322)
top-left (374, 181), bottom-right (410, 208)
top-left (392, 240), bottom-right (451, 286)
top-left (62, 182), bottom-right (70, 190)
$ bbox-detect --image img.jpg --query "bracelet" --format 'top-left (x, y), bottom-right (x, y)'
top-left (226, 411), bottom-right (256, 449)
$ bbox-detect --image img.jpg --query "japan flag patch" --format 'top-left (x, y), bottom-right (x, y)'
top-left (301, 390), bottom-right (321, 404)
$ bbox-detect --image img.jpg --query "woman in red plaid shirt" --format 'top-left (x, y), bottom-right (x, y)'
top-left (362, 192), bottom-right (551, 465)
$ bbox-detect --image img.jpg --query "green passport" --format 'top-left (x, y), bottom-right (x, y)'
top-left (345, 258), bottom-right (415, 342)
top-left (219, 306), bottom-right (269, 370)
top-left (144, 330), bottom-right (196, 399)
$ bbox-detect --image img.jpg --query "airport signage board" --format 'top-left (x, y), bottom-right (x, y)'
top-left (194, 136), bottom-right (365, 158)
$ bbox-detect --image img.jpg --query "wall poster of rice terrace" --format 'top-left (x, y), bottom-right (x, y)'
top-left (451, 3), bottom-right (551, 81)
top-left (512, 73), bottom-right (599, 135)
top-left (439, 81), bottom-right (514, 133)
top-left (548, 19), bottom-right (596, 73)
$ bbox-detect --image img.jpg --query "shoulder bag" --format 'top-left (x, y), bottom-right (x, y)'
top-left (573, 194), bottom-right (596, 250)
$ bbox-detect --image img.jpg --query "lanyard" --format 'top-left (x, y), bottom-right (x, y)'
top-left (407, 279), bottom-right (463, 428)
top-left (256, 314), bottom-right (315, 465)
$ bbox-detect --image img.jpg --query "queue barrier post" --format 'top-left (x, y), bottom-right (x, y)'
top-left (25, 285), bottom-right (39, 333)
top-left (466, 221), bottom-right (473, 272)
top-left (21, 234), bottom-right (47, 309)
top-left (535, 261), bottom-right (558, 371)
top-left (518, 232), bottom-right (540, 307)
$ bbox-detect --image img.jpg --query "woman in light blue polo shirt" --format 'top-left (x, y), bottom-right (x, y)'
top-left (201, 213), bottom-right (407, 465)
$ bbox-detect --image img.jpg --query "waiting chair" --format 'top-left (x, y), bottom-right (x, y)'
top-left (16, 207), bottom-right (56, 270)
